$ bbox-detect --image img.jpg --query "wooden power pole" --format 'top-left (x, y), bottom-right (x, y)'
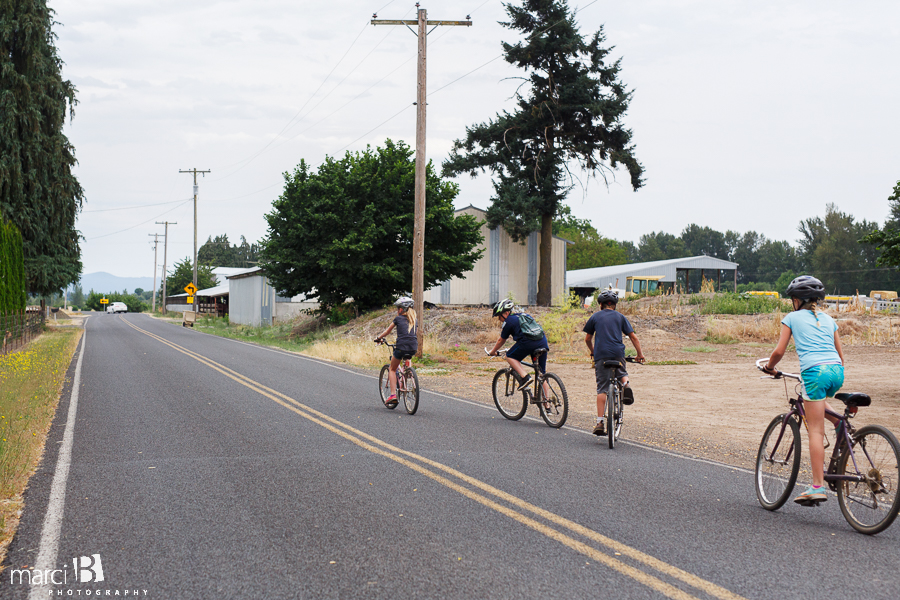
top-left (179, 168), bottom-right (211, 289)
top-left (148, 233), bottom-right (159, 313)
top-left (155, 221), bottom-right (176, 314)
top-left (371, 6), bottom-right (471, 355)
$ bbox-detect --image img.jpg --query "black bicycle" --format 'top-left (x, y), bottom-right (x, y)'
top-left (754, 358), bottom-right (900, 534)
top-left (376, 341), bottom-right (419, 415)
top-left (594, 356), bottom-right (641, 449)
top-left (485, 348), bottom-right (568, 428)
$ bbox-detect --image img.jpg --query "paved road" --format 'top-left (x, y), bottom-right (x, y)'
top-left (3, 314), bottom-right (899, 599)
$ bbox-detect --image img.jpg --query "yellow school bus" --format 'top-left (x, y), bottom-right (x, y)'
top-left (744, 291), bottom-right (780, 299)
top-left (624, 276), bottom-right (664, 297)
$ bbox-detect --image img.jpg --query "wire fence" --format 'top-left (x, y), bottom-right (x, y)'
top-left (1, 310), bottom-right (45, 356)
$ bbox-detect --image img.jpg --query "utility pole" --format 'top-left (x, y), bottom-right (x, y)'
top-left (371, 6), bottom-right (471, 356)
top-left (148, 233), bottom-right (159, 313)
top-left (178, 168), bottom-right (211, 289)
top-left (156, 221), bottom-right (176, 314)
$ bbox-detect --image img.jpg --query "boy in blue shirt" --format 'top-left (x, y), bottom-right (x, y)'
top-left (487, 298), bottom-right (549, 392)
top-left (583, 290), bottom-right (645, 436)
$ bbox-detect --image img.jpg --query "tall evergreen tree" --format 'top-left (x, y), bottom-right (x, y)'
top-left (0, 0), bottom-right (84, 295)
top-left (443, 0), bottom-right (643, 305)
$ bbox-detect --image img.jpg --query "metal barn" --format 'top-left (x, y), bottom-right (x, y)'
top-left (567, 256), bottom-right (740, 295)
top-left (427, 206), bottom-right (573, 306)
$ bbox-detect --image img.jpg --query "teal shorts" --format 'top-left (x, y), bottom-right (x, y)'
top-left (800, 364), bottom-right (844, 401)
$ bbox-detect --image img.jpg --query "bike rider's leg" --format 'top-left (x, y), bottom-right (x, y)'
top-left (805, 399), bottom-right (827, 488)
top-left (504, 356), bottom-right (528, 380)
top-left (388, 356), bottom-right (402, 397)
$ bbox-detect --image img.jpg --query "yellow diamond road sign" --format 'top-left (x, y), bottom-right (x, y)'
top-left (184, 283), bottom-right (197, 295)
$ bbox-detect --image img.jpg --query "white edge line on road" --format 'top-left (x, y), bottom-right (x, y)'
top-left (145, 315), bottom-right (754, 476)
top-left (29, 326), bottom-right (87, 599)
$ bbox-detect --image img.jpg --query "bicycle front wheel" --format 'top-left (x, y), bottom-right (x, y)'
top-left (607, 387), bottom-right (620, 449)
top-left (403, 368), bottom-right (420, 415)
top-left (378, 365), bottom-right (395, 409)
top-left (492, 370), bottom-right (527, 420)
top-left (755, 414), bottom-right (801, 510)
top-left (837, 424), bottom-right (900, 535)
top-left (538, 373), bottom-right (568, 428)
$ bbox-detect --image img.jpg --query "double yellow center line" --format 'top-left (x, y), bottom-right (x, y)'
top-left (123, 318), bottom-right (747, 600)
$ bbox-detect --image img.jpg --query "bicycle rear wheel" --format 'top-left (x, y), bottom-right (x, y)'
top-left (403, 368), bottom-right (420, 415)
top-left (837, 424), bottom-right (900, 535)
top-left (378, 365), bottom-right (396, 409)
top-left (492, 370), bottom-right (527, 420)
top-left (755, 414), bottom-right (801, 510)
top-left (607, 387), bottom-right (620, 449)
top-left (538, 373), bottom-right (568, 428)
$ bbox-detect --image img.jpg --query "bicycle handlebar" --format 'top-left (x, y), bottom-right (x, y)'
top-left (755, 358), bottom-right (800, 381)
top-left (484, 347), bottom-right (507, 357)
top-left (590, 356), bottom-right (643, 368)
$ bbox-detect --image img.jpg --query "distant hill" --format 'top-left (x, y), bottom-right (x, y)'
top-left (77, 272), bottom-right (155, 294)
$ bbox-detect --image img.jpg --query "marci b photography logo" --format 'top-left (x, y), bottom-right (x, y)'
top-left (73, 554), bottom-right (104, 583)
top-left (9, 553), bottom-right (103, 586)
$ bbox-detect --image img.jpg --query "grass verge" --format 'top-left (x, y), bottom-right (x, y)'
top-left (0, 328), bottom-right (82, 564)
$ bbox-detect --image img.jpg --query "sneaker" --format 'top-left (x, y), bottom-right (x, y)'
top-left (516, 374), bottom-right (533, 391)
top-left (622, 386), bottom-right (635, 405)
top-left (384, 394), bottom-right (399, 409)
top-left (794, 485), bottom-right (827, 505)
top-left (592, 419), bottom-right (606, 436)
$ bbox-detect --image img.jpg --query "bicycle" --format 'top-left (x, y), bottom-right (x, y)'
top-left (594, 356), bottom-right (641, 449)
top-left (754, 358), bottom-right (900, 534)
top-left (376, 341), bottom-right (419, 415)
top-left (485, 348), bottom-right (568, 428)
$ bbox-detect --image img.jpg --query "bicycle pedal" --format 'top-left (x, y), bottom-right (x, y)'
top-left (795, 498), bottom-right (826, 507)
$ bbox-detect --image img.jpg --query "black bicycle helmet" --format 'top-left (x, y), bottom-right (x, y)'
top-left (785, 276), bottom-right (826, 301)
top-left (597, 290), bottom-right (619, 306)
top-left (492, 298), bottom-right (515, 317)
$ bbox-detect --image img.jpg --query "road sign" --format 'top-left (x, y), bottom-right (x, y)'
top-left (184, 283), bottom-right (197, 295)
top-left (100, 298), bottom-right (109, 304)
top-left (187, 296), bottom-right (194, 304)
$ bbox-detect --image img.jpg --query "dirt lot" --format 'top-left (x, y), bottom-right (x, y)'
top-left (365, 306), bottom-right (900, 470)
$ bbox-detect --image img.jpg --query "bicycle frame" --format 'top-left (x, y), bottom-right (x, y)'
top-left (762, 374), bottom-right (868, 488)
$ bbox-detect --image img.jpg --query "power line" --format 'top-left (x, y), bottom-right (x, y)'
top-left (82, 198), bottom-right (191, 213)
top-left (85, 200), bottom-right (191, 241)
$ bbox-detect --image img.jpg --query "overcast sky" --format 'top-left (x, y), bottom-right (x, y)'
top-left (55, 0), bottom-right (900, 279)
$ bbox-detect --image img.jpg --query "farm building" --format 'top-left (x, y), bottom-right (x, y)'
top-left (226, 268), bottom-right (318, 327)
top-left (567, 256), bottom-right (740, 297)
top-left (427, 205), bottom-right (573, 306)
top-left (164, 267), bottom-right (256, 314)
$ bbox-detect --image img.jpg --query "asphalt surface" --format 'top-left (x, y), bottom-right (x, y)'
top-left (3, 313), bottom-right (899, 599)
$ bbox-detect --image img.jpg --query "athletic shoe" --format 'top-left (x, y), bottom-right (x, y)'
top-left (622, 386), bottom-right (635, 405)
top-left (593, 419), bottom-right (606, 436)
top-left (384, 394), bottom-right (399, 409)
top-left (516, 374), bottom-right (533, 391)
top-left (794, 485), bottom-right (827, 505)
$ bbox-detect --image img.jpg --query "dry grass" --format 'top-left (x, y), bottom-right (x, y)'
top-left (0, 328), bottom-right (82, 565)
top-left (703, 314), bottom-right (783, 344)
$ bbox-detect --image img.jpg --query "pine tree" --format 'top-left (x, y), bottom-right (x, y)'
top-left (443, 0), bottom-right (643, 305)
top-left (0, 0), bottom-right (84, 295)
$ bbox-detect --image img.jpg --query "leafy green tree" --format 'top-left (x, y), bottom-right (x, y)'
top-left (1, 1), bottom-right (84, 295)
top-left (163, 258), bottom-right (216, 298)
top-left (681, 224), bottom-right (728, 259)
top-left (725, 230), bottom-right (763, 284)
top-left (799, 204), bottom-right (883, 294)
top-left (755, 240), bottom-right (801, 284)
top-left (443, 0), bottom-right (643, 305)
top-left (553, 213), bottom-right (627, 270)
top-left (260, 140), bottom-right (484, 310)
top-left (70, 283), bottom-right (84, 308)
top-left (883, 180), bottom-right (900, 231)
top-left (1, 218), bottom-right (26, 312)
top-left (636, 232), bottom-right (687, 262)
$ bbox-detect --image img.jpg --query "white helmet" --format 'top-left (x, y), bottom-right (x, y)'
top-left (394, 296), bottom-right (414, 309)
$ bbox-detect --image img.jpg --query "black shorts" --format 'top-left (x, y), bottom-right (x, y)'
top-left (594, 360), bottom-right (628, 395)
top-left (393, 348), bottom-right (415, 361)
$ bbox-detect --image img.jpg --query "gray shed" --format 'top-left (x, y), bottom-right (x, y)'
top-left (567, 256), bottom-right (739, 295)
top-left (227, 268), bottom-right (276, 327)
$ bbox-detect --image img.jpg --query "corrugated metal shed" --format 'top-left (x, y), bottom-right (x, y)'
top-left (227, 268), bottom-right (276, 326)
top-left (428, 205), bottom-right (572, 305)
top-left (567, 256), bottom-right (739, 292)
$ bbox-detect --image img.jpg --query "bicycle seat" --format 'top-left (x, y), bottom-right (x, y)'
top-left (531, 348), bottom-right (548, 356)
top-left (602, 360), bottom-right (622, 369)
top-left (400, 354), bottom-right (414, 361)
top-left (834, 392), bottom-right (871, 407)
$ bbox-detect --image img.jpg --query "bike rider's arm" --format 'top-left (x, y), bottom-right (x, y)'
top-left (627, 332), bottom-right (645, 363)
top-left (584, 333), bottom-right (594, 358)
top-left (764, 324), bottom-right (792, 373)
top-left (375, 322), bottom-right (396, 342)
top-left (488, 336), bottom-right (506, 356)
